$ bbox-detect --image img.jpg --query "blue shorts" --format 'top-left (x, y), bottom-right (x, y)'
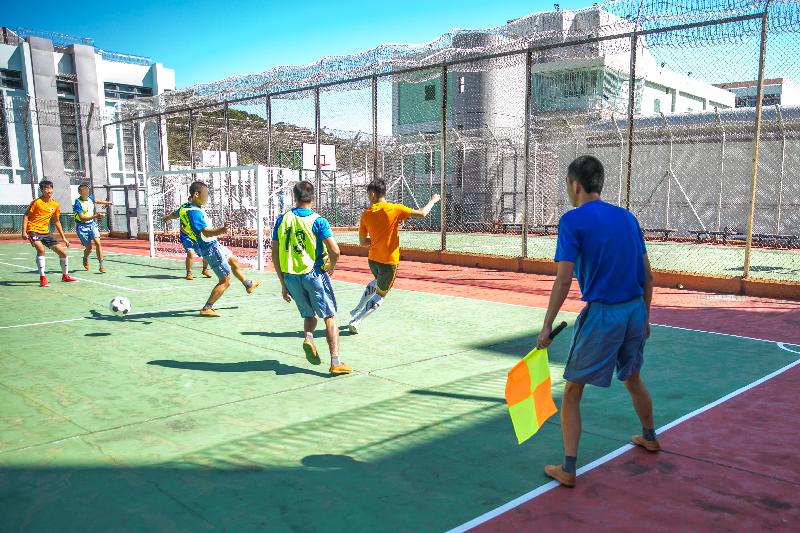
top-left (180, 233), bottom-right (199, 254)
top-left (76, 223), bottom-right (100, 246)
top-left (202, 243), bottom-right (233, 278)
top-left (564, 297), bottom-right (647, 387)
top-left (284, 267), bottom-right (337, 319)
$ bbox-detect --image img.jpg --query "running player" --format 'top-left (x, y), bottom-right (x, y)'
top-left (21, 180), bottom-right (78, 287)
top-left (348, 179), bottom-right (440, 333)
top-left (73, 183), bottom-right (112, 273)
top-left (162, 198), bottom-right (211, 280)
top-left (179, 181), bottom-right (260, 316)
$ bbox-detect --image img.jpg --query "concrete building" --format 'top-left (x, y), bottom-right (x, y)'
top-left (0, 27), bottom-right (174, 209)
top-left (714, 78), bottom-right (800, 108)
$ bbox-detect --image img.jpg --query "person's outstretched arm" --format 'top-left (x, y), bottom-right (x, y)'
top-left (408, 194), bottom-right (441, 218)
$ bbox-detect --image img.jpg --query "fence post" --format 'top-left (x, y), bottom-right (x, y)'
top-left (372, 76), bottom-right (378, 179)
top-left (224, 102), bottom-right (232, 215)
top-left (102, 124), bottom-right (113, 232)
top-left (775, 104), bottom-right (785, 233)
top-left (522, 49), bottom-right (532, 258)
top-left (266, 96), bottom-right (272, 167)
top-left (439, 65), bottom-right (448, 252)
top-left (714, 108), bottom-right (726, 231)
top-left (22, 96), bottom-right (36, 200)
top-left (188, 109), bottom-right (195, 176)
top-left (85, 103), bottom-right (96, 197)
top-left (743, 10), bottom-right (769, 280)
top-left (314, 86), bottom-right (321, 203)
top-left (625, 32), bottom-right (638, 211)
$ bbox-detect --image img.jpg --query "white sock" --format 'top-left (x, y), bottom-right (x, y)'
top-left (305, 332), bottom-right (314, 342)
top-left (60, 257), bottom-right (68, 275)
top-left (351, 280), bottom-right (377, 315)
top-left (36, 256), bottom-right (45, 276)
top-left (351, 294), bottom-right (383, 325)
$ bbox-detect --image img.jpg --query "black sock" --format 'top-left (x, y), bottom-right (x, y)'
top-left (562, 455), bottom-right (577, 474)
top-left (643, 427), bottom-right (657, 441)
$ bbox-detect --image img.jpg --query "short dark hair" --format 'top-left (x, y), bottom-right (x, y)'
top-left (39, 180), bottom-right (53, 189)
top-left (78, 182), bottom-right (90, 191)
top-left (189, 181), bottom-right (207, 196)
top-left (567, 155), bottom-right (604, 194)
top-left (293, 181), bottom-right (315, 203)
top-left (367, 179), bottom-right (386, 197)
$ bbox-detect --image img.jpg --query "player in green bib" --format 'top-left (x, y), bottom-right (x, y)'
top-left (272, 181), bottom-right (351, 375)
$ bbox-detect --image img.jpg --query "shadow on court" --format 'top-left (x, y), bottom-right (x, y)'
top-left (127, 274), bottom-right (186, 280)
top-left (85, 307), bottom-right (240, 324)
top-left (147, 359), bottom-right (331, 377)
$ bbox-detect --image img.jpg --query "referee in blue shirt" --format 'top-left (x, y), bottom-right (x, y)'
top-left (537, 155), bottom-right (659, 488)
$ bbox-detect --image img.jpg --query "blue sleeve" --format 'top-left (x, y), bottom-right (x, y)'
top-left (272, 214), bottom-right (284, 241)
top-left (73, 198), bottom-right (82, 214)
top-left (554, 215), bottom-right (579, 263)
top-left (187, 209), bottom-right (207, 234)
top-left (89, 195), bottom-right (94, 202)
top-left (313, 217), bottom-right (333, 240)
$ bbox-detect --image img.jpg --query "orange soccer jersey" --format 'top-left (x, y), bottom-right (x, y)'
top-left (26, 198), bottom-right (60, 234)
top-left (358, 201), bottom-right (413, 265)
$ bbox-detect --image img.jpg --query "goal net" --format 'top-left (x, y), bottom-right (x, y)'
top-left (144, 165), bottom-right (296, 270)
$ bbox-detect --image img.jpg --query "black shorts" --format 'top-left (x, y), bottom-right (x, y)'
top-left (369, 259), bottom-right (398, 292)
top-left (29, 232), bottom-right (58, 248)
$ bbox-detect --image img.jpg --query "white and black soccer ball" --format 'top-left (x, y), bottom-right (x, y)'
top-left (109, 296), bottom-right (132, 315)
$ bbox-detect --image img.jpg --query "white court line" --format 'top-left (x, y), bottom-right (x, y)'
top-left (448, 348), bottom-right (800, 533)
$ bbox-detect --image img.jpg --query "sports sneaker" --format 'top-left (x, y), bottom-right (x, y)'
top-left (246, 280), bottom-right (261, 295)
top-left (201, 269), bottom-right (212, 278)
top-left (303, 339), bottom-right (321, 365)
top-left (185, 272), bottom-right (194, 280)
top-left (61, 274), bottom-right (78, 282)
top-left (83, 258), bottom-right (90, 270)
top-left (199, 308), bottom-right (220, 317)
top-left (329, 362), bottom-right (353, 375)
top-left (99, 266), bottom-right (106, 273)
top-left (39, 275), bottom-right (48, 287)
top-left (632, 435), bottom-right (662, 452)
top-left (544, 464), bottom-right (576, 488)
top-left (347, 322), bottom-right (359, 335)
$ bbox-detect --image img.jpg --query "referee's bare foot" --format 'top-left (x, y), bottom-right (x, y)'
top-left (544, 464), bottom-right (576, 487)
top-left (632, 435), bottom-right (661, 452)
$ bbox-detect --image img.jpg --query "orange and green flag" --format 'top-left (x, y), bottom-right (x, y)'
top-left (505, 322), bottom-right (566, 444)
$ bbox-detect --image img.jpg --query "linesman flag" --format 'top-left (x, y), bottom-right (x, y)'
top-left (505, 321), bottom-right (567, 444)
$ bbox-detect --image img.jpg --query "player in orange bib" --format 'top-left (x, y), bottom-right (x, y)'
top-left (21, 180), bottom-right (78, 287)
top-left (347, 178), bottom-right (440, 334)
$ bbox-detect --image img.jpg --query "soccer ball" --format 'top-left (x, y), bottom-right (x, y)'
top-left (109, 296), bottom-right (131, 315)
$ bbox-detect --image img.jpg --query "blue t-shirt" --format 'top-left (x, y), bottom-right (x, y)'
top-left (554, 200), bottom-right (647, 304)
top-left (174, 202), bottom-right (216, 255)
top-left (272, 207), bottom-right (333, 268)
top-left (73, 195), bottom-right (97, 227)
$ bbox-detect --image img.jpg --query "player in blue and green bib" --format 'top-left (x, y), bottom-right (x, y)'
top-left (73, 183), bottom-right (113, 273)
top-left (272, 181), bottom-right (351, 375)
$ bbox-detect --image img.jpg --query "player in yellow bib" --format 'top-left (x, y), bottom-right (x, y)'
top-left (272, 181), bottom-right (351, 374)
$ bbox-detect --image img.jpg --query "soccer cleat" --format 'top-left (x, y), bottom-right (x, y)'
top-left (39, 275), bottom-right (49, 287)
top-left (246, 280), bottom-right (261, 295)
top-left (303, 339), bottom-right (321, 365)
top-left (61, 274), bottom-right (78, 282)
top-left (544, 465), bottom-right (576, 488)
top-left (99, 266), bottom-right (106, 273)
top-left (632, 435), bottom-right (662, 452)
top-left (199, 308), bottom-right (220, 317)
top-left (347, 322), bottom-right (359, 335)
top-left (329, 362), bottom-right (353, 375)
top-left (83, 258), bottom-right (90, 270)
top-left (201, 269), bottom-right (212, 278)
top-left (185, 272), bottom-right (194, 280)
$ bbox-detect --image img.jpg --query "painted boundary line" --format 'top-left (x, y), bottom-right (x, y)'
top-left (447, 344), bottom-right (800, 533)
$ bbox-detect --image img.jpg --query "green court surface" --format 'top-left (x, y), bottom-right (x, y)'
top-left (0, 242), bottom-right (798, 532)
top-left (334, 230), bottom-right (800, 282)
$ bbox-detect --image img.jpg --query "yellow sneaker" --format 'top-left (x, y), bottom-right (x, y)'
top-left (99, 266), bottom-right (106, 273)
top-left (201, 269), bottom-right (212, 278)
top-left (544, 464), bottom-right (576, 488)
top-left (246, 280), bottom-right (261, 295)
top-left (632, 435), bottom-right (661, 452)
top-left (83, 258), bottom-right (90, 270)
top-left (329, 362), bottom-right (352, 375)
top-left (303, 339), bottom-right (321, 365)
top-left (185, 272), bottom-right (194, 281)
top-left (199, 308), bottom-right (220, 317)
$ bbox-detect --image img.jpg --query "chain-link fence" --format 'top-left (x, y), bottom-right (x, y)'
top-left (104, 1), bottom-right (800, 286)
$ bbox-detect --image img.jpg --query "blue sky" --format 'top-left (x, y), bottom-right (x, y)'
top-left (4, 0), bottom-right (589, 88)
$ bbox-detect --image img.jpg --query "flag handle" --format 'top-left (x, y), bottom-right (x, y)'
top-left (549, 321), bottom-right (568, 339)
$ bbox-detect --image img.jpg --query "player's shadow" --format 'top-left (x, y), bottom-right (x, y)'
top-left (241, 329), bottom-right (357, 338)
top-left (85, 308), bottom-right (227, 324)
top-left (0, 280), bottom-right (40, 286)
top-left (127, 274), bottom-right (183, 280)
top-left (301, 454), bottom-right (363, 470)
top-left (147, 359), bottom-right (331, 377)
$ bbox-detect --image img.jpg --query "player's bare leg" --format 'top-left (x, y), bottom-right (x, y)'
top-left (201, 259), bottom-right (211, 278)
top-left (83, 243), bottom-right (92, 270)
top-left (185, 251), bottom-right (195, 280)
top-left (199, 274), bottom-right (230, 316)
top-left (228, 257), bottom-right (260, 294)
top-left (93, 238), bottom-right (105, 272)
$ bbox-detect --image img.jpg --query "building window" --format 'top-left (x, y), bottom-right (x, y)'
top-left (654, 99), bottom-right (661, 113)
top-left (58, 99), bottom-right (83, 172)
top-left (424, 84), bottom-right (436, 101)
top-left (458, 76), bottom-right (465, 94)
top-left (121, 122), bottom-right (141, 171)
top-left (104, 82), bottom-right (154, 100)
top-left (0, 97), bottom-right (10, 166)
top-left (0, 69), bottom-right (23, 90)
top-left (56, 77), bottom-right (76, 97)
